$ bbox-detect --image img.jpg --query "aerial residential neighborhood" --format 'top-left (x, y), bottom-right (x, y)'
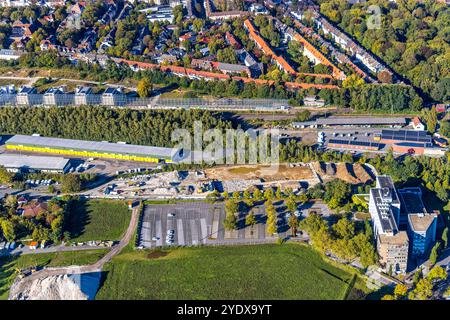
top-left (0, 0), bottom-right (448, 307)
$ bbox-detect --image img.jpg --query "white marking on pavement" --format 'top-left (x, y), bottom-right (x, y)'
top-left (190, 219), bottom-right (198, 245)
top-left (211, 212), bottom-right (219, 239)
top-left (177, 219), bottom-right (185, 246)
top-left (156, 219), bottom-right (162, 247)
top-left (200, 218), bottom-right (207, 244)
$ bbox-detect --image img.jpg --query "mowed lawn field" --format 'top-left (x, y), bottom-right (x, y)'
top-left (67, 199), bottom-right (131, 242)
top-left (96, 244), bottom-right (356, 300)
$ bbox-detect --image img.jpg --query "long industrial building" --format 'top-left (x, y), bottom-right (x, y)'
top-left (292, 117), bottom-right (407, 129)
top-left (5, 135), bottom-right (186, 163)
top-left (0, 154), bottom-right (71, 173)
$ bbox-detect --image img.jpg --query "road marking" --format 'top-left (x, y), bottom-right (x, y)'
top-left (156, 219), bottom-right (162, 247)
top-left (211, 211), bottom-right (219, 239)
top-left (190, 219), bottom-right (198, 245)
top-left (177, 219), bottom-right (184, 246)
top-left (200, 218), bottom-right (207, 244)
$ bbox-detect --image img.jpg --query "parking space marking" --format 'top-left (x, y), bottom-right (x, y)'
top-left (190, 219), bottom-right (198, 245)
top-left (200, 218), bottom-right (207, 244)
top-left (211, 211), bottom-right (219, 239)
top-left (177, 219), bottom-right (185, 246)
top-left (156, 218), bottom-right (162, 247)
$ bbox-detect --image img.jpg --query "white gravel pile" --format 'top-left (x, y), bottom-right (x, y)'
top-left (10, 273), bottom-right (101, 300)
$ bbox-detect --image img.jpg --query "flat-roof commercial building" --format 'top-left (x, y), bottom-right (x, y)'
top-left (327, 139), bottom-right (381, 151)
top-left (292, 117), bottom-right (407, 129)
top-left (5, 135), bottom-right (186, 163)
top-left (398, 187), bottom-right (437, 259)
top-left (0, 154), bottom-right (71, 173)
top-left (407, 212), bottom-right (437, 259)
top-left (379, 129), bottom-right (432, 145)
top-left (317, 117), bottom-right (407, 127)
top-left (369, 175), bottom-right (408, 273)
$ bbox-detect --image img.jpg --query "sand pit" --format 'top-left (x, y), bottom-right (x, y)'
top-left (205, 164), bottom-right (314, 182)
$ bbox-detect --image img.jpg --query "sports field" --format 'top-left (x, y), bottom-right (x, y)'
top-left (96, 244), bottom-right (357, 300)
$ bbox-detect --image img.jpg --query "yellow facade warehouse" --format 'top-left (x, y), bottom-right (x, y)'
top-left (5, 135), bottom-right (184, 163)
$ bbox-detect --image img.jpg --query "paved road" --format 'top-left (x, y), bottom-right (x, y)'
top-left (8, 205), bottom-right (140, 299)
top-left (4, 244), bottom-right (109, 257)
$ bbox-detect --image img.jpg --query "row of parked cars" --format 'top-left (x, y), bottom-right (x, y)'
top-left (0, 241), bottom-right (19, 252)
top-left (69, 163), bottom-right (92, 173)
top-left (26, 179), bottom-right (55, 187)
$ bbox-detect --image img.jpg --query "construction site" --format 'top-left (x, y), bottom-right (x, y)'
top-left (91, 162), bottom-right (376, 199)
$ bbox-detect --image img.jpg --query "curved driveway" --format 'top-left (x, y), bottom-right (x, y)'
top-left (8, 205), bottom-right (140, 299)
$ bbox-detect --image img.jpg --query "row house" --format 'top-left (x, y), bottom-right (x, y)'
top-left (225, 31), bottom-right (242, 49)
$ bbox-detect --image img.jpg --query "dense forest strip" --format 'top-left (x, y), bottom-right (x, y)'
top-left (0, 107), bottom-right (235, 147)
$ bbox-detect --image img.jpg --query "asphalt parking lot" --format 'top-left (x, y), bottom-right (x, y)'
top-left (139, 202), bottom-right (221, 248)
top-left (137, 201), bottom-right (295, 248)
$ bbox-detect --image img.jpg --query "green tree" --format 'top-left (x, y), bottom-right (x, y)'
top-left (427, 265), bottom-right (447, 282)
top-left (245, 211), bottom-right (257, 227)
top-left (275, 186), bottom-right (282, 199)
top-left (61, 175), bottom-right (82, 193)
top-left (223, 212), bottom-right (237, 231)
top-left (413, 269), bottom-right (423, 285)
top-left (295, 110), bottom-right (311, 122)
top-left (285, 197), bottom-right (297, 214)
top-left (253, 189), bottom-right (263, 201)
top-left (48, 185), bottom-right (56, 194)
top-left (137, 78), bottom-right (153, 98)
top-left (409, 278), bottom-right (433, 300)
top-left (264, 188), bottom-right (274, 201)
top-left (442, 227), bottom-right (448, 249)
top-left (288, 214), bottom-right (298, 236)
top-left (394, 284), bottom-right (408, 299)
top-left (266, 213), bottom-right (277, 235)
top-left (421, 106), bottom-right (438, 133)
top-left (333, 218), bottom-right (355, 240)
top-left (1, 219), bottom-right (16, 242)
top-left (429, 242), bottom-right (441, 266)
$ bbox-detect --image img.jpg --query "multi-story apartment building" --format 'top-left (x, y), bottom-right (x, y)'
top-left (369, 175), bottom-right (408, 273)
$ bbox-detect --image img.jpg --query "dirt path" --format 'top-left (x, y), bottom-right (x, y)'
top-left (8, 205), bottom-right (140, 299)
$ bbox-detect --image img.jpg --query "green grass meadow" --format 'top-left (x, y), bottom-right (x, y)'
top-left (96, 244), bottom-right (357, 300)
top-left (67, 199), bottom-right (131, 242)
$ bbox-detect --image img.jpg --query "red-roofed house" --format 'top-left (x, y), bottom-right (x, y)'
top-left (411, 117), bottom-right (425, 131)
top-left (18, 201), bottom-right (48, 218)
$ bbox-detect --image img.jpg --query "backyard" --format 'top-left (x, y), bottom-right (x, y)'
top-left (96, 243), bottom-right (363, 300)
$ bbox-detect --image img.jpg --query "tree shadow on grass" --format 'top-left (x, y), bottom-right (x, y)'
top-left (365, 285), bottom-right (394, 300)
top-left (66, 199), bottom-right (91, 239)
